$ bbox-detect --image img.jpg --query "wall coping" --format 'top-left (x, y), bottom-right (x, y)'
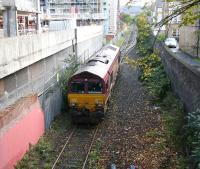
top-left (162, 43), bottom-right (200, 79)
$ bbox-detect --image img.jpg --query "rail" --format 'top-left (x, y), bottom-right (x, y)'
top-left (111, 164), bottom-right (136, 169)
top-left (51, 126), bottom-right (99, 169)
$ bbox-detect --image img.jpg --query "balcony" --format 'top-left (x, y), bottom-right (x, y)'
top-left (41, 13), bottom-right (107, 20)
top-left (2, 0), bottom-right (38, 12)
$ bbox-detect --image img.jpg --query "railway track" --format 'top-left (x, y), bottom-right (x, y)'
top-left (120, 25), bottom-right (137, 57)
top-left (52, 126), bottom-right (98, 169)
top-left (51, 28), bottom-right (136, 169)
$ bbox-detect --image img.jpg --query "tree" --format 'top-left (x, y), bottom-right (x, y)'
top-left (120, 13), bottom-right (134, 25)
top-left (156, 0), bottom-right (200, 27)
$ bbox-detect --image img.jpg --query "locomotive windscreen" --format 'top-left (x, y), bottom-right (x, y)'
top-left (88, 82), bottom-right (103, 94)
top-left (70, 82), bottom-right (85, 93)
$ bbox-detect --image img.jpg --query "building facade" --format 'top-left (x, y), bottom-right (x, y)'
top-left (0, 0), bottom-right (40, 37)
top-left (179, 20), bottom-right (200, 58)
top-left (106, 0), bottom-right (119, 39)
top-left (152, 0), bottom-right (166, 35)
top-left (40, 0), bottom-right (105, 30)
top-left (163, 1), bottom-right (181, 40)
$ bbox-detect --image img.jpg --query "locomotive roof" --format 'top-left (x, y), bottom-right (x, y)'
top-left (72, 44), bottom-right (120, 79)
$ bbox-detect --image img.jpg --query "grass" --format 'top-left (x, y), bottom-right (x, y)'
top-left (194, 58), bottom-right (200, 64)
top-left (88, 139), bottom-right (103, 169)
top-left (115, 37), bottom-right (125, 47)
top-left (159, 92), bottom-right (188, 168)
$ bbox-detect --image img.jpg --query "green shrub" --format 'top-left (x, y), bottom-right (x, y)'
top-left (157, 33), bottom-right (166, 42)
top-left (138, 53), bottom-right (170, 99)
top-left (88, 139), bottom-right (103, 169)
top-left (161, 93), bottom-right (185, 149)
top-left (185, 109), bottom-right (200, 168)
top-left (58, 54), bottom-right (79, 93)
top-left (136, 12), bottom-right (153, 55)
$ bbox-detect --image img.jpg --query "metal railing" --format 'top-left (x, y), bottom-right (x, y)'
top-left (42, 13), bottom-right (107, 20)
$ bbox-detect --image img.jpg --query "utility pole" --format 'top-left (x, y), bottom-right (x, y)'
top-left (74, 28), bottom-right (78, 60)
top-left (197, 19), bottom-right (200, 57)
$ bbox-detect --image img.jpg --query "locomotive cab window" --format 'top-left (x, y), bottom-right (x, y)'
top-left (88, 82), bottom-right (102, 93)
top-left (71, 82), bottom-right (85, 93)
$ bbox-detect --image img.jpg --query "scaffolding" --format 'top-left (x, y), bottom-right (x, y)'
top-left (48, 0), bottom-right (101, 14)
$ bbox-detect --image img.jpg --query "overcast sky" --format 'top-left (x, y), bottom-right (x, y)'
top-left (120, 0), bottom-right (130, 6)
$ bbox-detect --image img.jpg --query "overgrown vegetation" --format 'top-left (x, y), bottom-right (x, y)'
top-left (58, 54), bottom-right (79, 92)
top-left (114, 26), bottom-right (131, 47)
top-left (121, 13), bottom-right (135, 25)
top-left (185, 109), bottom-right (200, 168)
top-left (126, 53), bottom-right (170, 100)
top-left (127, 11), bottom-right (192, 168)
top-left (135, 12), bottom-right (153, 55)
top-left (15, 113), bottom-right (70, 169)
top-left (58, 54), bottom-right (80, 110)
top-left (194, 58), bottom-right (200, 64)
top-left (88, 139), bottom-right (103, 169)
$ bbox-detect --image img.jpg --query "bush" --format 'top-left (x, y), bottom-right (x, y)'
top-left (157, 33), bottom-right (166, 42)
top-left (185, 109), bottom-right (200, 168)
top-left (138, 53), bottom-right (170, 99)
top-left (136, 12), bottom-right (153, 55)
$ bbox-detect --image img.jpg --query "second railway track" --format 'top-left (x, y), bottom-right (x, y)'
top-left (52, 125), bottom-right (98, 169)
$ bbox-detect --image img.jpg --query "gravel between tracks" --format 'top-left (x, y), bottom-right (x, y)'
top-left (94, 47), bottom-right (170, 169)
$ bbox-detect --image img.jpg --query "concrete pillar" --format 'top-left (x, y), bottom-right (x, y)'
top-left (36, 0), bottom-right (41, 33)
top-left (36, 13), bottom-right (41, 33)
top-left (3, 6), bottom-right (17, 37)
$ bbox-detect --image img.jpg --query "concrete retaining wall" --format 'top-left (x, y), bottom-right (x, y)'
top-left (0, 30), bottom-right (74, 79)
top-left (0, 26), bottom-right (103, 79)
top-left (0, 94), bottom-right (44, 169)
top-left (158, 43), bottom-right (200, 112)
top-left (39, 84), bottom-right (63, 129)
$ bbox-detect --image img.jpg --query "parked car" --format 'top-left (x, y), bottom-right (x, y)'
top-left (164, 37), bottom-right (178, 48)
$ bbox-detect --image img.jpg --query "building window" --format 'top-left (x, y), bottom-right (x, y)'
top-left (50, 9), bottom-right (55, 13)
top-left (0, 16), bottom-right (3, 29)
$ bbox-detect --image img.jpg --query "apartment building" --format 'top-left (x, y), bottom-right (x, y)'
top-left (102, 0), bottom-right (109, 35)
top-left (179, 19), bottom-right (200, 58)
top-left (152, 0), bottom-right (166, 35)
top-left (163, 1), bottom-right (181, 40)
top-left (106, 0), bottom-right (119, 39)
top-left (0, 0), bottom-right (40, 37)
top-left (40, 0), bottom-right (105, 30)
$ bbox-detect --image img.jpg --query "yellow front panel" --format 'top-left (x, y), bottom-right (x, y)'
top-left (68, 94), bottom-right (106, 112)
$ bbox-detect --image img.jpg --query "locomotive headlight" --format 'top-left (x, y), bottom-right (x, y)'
top-left (95, 99), bottom-right (103, 108)
top-left (96, 103), bottom-right (103, 107)
top-left (70, 102), bottom-right (77, 107)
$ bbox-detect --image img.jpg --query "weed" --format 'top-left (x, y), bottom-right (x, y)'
top-left (15, 113), bottom-right (70, 169)
top-left (184, 109), bottom-right (200, 167)
top-left (88, 139), bottom-right (103, 169)
top-left (194, 58), bottom-right (200, 64)
top-left (157, 33), bottom-right (166, 42)
top-left (145, 130), bottom-right (162, 138)
top-left (154, 138), bottom-right (167, 151)
top-left (115, 37), bottom-right (125, 47)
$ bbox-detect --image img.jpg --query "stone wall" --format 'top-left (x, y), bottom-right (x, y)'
top-left (158, 43), bottom-right (200, 112)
